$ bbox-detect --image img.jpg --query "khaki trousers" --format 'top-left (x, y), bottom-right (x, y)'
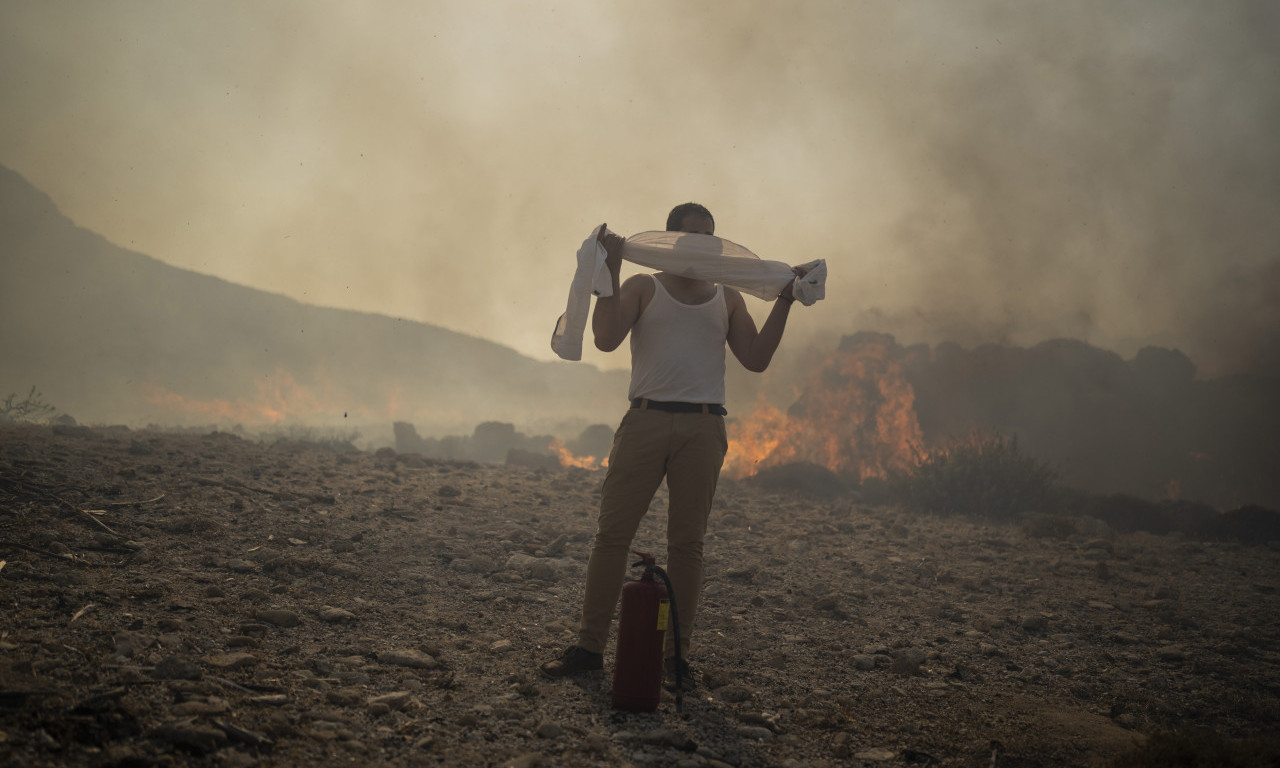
top-left (577, 408), bottom-right (728, 658)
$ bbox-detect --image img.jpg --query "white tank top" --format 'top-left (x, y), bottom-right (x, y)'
top-left (627, 275), bottom-right (728, 404)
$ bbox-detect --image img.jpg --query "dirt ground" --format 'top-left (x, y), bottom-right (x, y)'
top-left (2, 424), bottom-right (1278, 767)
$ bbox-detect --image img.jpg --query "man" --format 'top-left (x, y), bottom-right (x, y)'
top-left (541, 202), bottom-right (806, 686)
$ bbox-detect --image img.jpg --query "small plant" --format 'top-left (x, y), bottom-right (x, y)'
top-left (259, 424), bottom-right (361, 450)
top-left (887, 433), bottom-right (1059, 521)
top-left (1, 386), bottom-right (57, 424)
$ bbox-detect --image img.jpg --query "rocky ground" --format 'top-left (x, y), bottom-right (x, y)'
top-left (1, 424), bottom-right (1278, 768)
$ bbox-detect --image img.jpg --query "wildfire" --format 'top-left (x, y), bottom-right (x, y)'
top-left (724, 333), bottom-right (925, 480)
top-left (549, 438), bottom-right (606, 470)
top-left (139, 367), bottom-right (374, 425)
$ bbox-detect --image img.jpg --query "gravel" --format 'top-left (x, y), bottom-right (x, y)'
top-left (1, 424), bottom-right (1277, 766)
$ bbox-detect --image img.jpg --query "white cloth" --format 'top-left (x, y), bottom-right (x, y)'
top-left (551, 227), bottom-right (827, 362)
top-left (550, 225), bottom-right (613, 361)
top-left (622, 231), bottom-right (825, 306)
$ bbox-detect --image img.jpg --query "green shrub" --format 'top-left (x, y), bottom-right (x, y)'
top-left (887, 433), bottom-right (1059, 521)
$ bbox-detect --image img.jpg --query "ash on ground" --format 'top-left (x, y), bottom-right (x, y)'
top-left (2, 425), bottom-right (1277, 767)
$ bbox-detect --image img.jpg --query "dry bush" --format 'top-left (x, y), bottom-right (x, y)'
top-left (1, 386), bottom-right (57, 424)
top-left (887, 433), bottom-right (1060, 521)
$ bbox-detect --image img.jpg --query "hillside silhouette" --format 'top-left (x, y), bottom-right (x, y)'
top-left (0, 166), bottom-right (624, 433)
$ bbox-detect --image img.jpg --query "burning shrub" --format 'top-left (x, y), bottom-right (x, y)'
top-left (887, 433), bottom-right (1059, 521)
top-left (741, 461), bottom-right (850, 500)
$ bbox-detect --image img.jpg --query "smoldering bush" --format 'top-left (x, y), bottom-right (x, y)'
top-left (887, 434), bottom-right (1060, 521)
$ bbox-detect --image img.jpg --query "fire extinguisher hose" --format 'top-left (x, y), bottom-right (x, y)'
top-left (644, 561), bottom-right (684, 713)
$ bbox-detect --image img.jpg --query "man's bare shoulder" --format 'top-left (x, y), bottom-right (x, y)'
top-left (721, 284), bottom-right (747, 309)
top-left (621, 273), bottom-right (656, 296)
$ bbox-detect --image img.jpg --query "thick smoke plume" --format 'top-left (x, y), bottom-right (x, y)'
top-left (1, 2), bottom-right (1276, 376)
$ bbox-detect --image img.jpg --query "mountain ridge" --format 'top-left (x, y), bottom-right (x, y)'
top-left (0, 165), bottom-right (626, 432)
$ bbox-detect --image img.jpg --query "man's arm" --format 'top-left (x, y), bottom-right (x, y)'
top-left (726, 289), bottom-right (792, 373)
top-left (726, 265), bottom-right (810, 372)
top-left (591, 224), bottom-right (649, 352)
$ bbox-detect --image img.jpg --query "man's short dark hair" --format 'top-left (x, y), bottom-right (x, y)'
top-left (666, 202), bottom-right (715, 232)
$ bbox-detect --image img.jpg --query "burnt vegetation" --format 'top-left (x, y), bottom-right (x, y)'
top-left (0, 386), bottom-right (58, 425)
top-left (885, 434), bottom-right (1060, 522)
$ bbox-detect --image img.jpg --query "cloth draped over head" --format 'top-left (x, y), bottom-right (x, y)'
top-left (551, 225), bottom-right (827, 361)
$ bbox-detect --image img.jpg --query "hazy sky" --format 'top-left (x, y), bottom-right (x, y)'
top-left (3, 1), bottom-right (1277, 376)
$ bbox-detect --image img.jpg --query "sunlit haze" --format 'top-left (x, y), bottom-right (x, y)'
top-left (2, 1), bottom-right (1277, 376)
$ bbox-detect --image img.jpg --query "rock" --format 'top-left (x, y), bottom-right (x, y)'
top-left (205, 652), bottom-right (257, 670)
top-left (152, 655), bottom-right (202, 681)
top-left (215, 720), bottom-right (275, 752)
top-left (152, 721), bottom-right (229, 754)
top-left (544, 534), bottom-right (569, 556)
top-left (227, 559), bottom-right (255, 573)
top-left (505, 552), bottom-right (578, 581)
top-left (256, 609), bottom-right (301, 628)
top-left (378, 649), bottom-right (438, 669)
top-left (367, 691), bottom-right (413, 711)
top-left (891, 649), bottom-right (926, 676)
top-left (813, 594), bottom-right (839, 611)
top-left (852, 654), bottom-right (877, 671)
top-left (715, 684), bottom-right (754, 703)
top-left (248, 694), bottom-right (289, 706)
top-left (320, 607), bottom-right (357, 623)
top-left (172, 697), bottom-right (230, 716)
top-left (736, 725), bottom-right (774, 741)
top-left (1022, 615), bottom-right (1050, 632)
top-left (112, 630), bottom-right (155, 658)
top-left (490, 639), bottom-right (514, 653)
top-left (451, 556), bottom-right (497, 574)
top-left (327, 688), bottom-right (363, 706)
top-left (502, 754), bottom-right (543, 768)
top-left (326, 563), bottom-right (361, 580)
top-left (702, 668), bottom-right (733, 690)
top-left (207, 650), bottom-right (257, 670)
top-left (854, 747), bottom-right (899, 761)
top-left (535, 721), bottom-right (563, 739)
top-left (1157, 645), bottom-right (1187, 662)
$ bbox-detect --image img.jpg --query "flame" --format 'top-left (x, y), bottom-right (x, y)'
top-left (724, 333), bottom-right (925, 480)
top-left (140, 366), bottom-right (373, 425)
top-left (549, 438), bottom-right (606, 470)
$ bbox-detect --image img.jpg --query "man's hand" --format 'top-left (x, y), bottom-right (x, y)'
top-left (596, 223), bottom-right (625, 279)
top-left (778, 264), bottom-right (812, 301)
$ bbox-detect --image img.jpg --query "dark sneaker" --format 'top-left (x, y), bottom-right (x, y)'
top-left (540, 646), bottom-right (603, 679)
top-left (664, 657), bottom-right (696, 691)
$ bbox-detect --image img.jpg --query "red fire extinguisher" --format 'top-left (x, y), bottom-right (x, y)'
top-left (612, 551), bottom-right (683, 713)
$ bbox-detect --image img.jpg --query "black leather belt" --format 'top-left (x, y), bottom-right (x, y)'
top-left (631, 398), bottom-right (727, 416)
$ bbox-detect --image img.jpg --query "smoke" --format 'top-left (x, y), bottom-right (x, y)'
top-left (1, 1), bottom-right (1276, 378)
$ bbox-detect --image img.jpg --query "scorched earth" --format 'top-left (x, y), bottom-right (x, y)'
top-left (1, 424), bottom-right (1277, 767)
